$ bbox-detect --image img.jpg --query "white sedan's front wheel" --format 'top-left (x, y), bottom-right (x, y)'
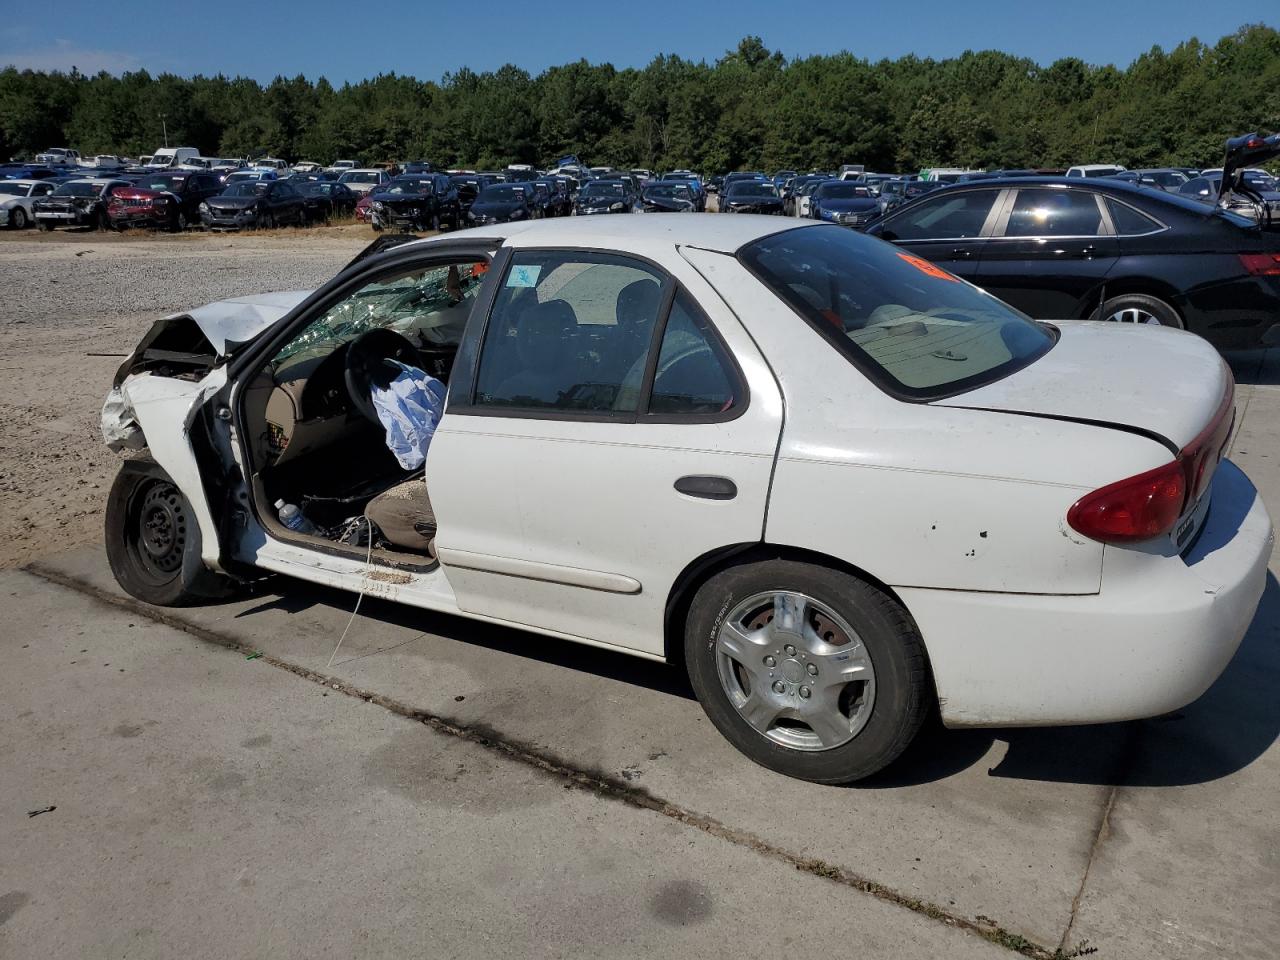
top-left (685, 559), bottom-right (930, 783)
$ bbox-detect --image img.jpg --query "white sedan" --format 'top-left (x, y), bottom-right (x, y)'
top-left (0, 178), bottom-right (56, 229)
top-left (99, 216), bottom-right (1272, 783)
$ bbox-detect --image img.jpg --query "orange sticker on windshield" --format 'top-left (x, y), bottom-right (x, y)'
top-left (897, 252), bottom-right (958, 282)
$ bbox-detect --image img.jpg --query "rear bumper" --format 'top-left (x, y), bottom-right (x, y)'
top-left (902, 459), bottom-right (1272, 727)
top-left (1176, 275), bottom-right (1280, 349)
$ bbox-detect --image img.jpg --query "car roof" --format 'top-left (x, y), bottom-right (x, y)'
top-left (411, 212), bottom-right (809, 255)
top-left (5, 179), bottom-right (41, 186)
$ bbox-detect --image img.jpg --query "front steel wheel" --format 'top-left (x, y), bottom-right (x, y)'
top-left (105, 460), bottom-right (237, 606)
top-left (685, 559), bottom-right (930, 783)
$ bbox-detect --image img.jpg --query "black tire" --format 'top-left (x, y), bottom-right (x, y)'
top-left (36, 220), bottom-right (52, 232)
top-left (1097, 293), bottom-right (1183, 329)
top-left (96, 209), bottom-right (111, 231)
top-left (684, 559), bottom-right (930, 784)
top-left (170, 211), bottom-right (188, 233)
top-left (104, 460), bottom-right (237, 607)
top-left (10, 207), bottom-right (27, 229)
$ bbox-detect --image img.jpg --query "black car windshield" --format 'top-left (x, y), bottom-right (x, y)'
top-left (815, 183), bottom-right (870, 199)
top-left (0, 183), bottom-right (28, 196)
top-left (477, 185), bottom-right (522, 202)
top-left (583, 182), bottom-right (626, 197)
top-left (53, 182), bottom-right (102, 197)
top-left (384, 179), bottom-right (431, 195)
top-left (140, 175), bottom-right (186, 192)
top-left (645, 184), bottom-right (691, 200)
top-left (729, 183), bottom-right (778, 197)
top-left (739, 225), bottom-right (1054, 399)
top-left (224, 183), bottom-right (267, 197)
top-left (303, 182), bottom-right (334, 195)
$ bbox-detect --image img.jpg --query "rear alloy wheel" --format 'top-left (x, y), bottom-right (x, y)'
top-left (10, 207), bottom-right (27, 229)
top-left (105, 460), bottom-right (237, 606)
top-left (1099, 293), bottom-right (1183, 329)
top-left (172, 211), bottom-right (188, 233)
top-left (685, 559), bottom-right (930, 783)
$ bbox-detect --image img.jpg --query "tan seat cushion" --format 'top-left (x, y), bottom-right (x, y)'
top-left (364, 477), bottom-right (436, 554)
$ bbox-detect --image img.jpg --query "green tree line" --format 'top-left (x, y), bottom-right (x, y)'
top-left (2, 27), bottom-right (1277, 173)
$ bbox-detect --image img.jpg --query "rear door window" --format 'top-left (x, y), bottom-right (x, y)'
top-left (472, 252), bottom-right (670, 414)
top-left (1003, 188), bottom-right (1106, 237)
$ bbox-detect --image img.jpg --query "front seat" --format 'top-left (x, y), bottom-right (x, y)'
top-left (365, 476), bottom-right (436, 554)
top-left (491, 299), bottom-right (578, 404)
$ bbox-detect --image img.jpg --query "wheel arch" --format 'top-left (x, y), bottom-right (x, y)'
top-left (662, 542), bottom-right (922, 668)
top-left (1077, 275), bottom-right (1185, 320)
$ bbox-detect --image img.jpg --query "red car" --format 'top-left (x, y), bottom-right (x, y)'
top-left (354, 191), bottom-right (374, 224)
top-left (107, 171), bottom-right (224, 231)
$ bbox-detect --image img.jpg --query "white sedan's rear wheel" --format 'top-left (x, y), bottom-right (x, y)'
top-left (685, 559), bottom-right (930, 783)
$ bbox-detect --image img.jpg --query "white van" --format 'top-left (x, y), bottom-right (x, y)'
top-left (149, 147), bottom-right (202, 168)
top-left (1065, 164), bottom-right (1127, 178)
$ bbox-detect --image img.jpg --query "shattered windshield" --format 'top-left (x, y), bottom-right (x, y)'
top-left (53, 182), bottom-right (102, 197)
top-left (273, 261), bottom-right (489, 363)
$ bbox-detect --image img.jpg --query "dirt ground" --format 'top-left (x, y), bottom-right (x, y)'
top-left (0, 224), bottom-right (374, 568)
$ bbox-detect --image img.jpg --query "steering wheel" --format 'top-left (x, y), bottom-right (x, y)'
top-left (344, 328), bottom-right (422, 423)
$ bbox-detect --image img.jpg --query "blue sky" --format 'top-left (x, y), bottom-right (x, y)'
top-left (2, 2), bottom-right (1276, 84)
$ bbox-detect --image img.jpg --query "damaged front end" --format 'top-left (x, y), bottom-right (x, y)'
top-left (101, 291), bottom-right (310, 452)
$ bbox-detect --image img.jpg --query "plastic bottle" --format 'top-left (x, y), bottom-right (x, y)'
top-left (275, 499), bottom-right (316, 535)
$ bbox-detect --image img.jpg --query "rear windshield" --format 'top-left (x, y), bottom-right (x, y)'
top-left (739, 225), bottom-right (1054, 399)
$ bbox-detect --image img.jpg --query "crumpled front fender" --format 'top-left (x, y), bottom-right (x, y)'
top-left (101, 370), bottom-right (229, 570)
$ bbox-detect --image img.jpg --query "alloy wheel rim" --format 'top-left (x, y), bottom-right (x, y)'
top-left (715, 591), bottom-right (875, 752)
top-left (1105, 306), bottom-right (1161, 325)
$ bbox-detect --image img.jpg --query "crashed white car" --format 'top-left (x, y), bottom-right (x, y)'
top-left (101, 217), bottom-right (1272, 783)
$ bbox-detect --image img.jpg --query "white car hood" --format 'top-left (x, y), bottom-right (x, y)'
top-left (185, 290), bottom-right (312, 356)
top-left (934, 320), bottom-right (1230, 451)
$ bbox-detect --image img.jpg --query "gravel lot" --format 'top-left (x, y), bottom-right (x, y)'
top-left (0, 226), bottom-right (372, 568)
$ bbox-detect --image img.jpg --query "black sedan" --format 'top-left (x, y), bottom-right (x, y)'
top-left (369, 174), bottom-right (460, 231)
top-left (808, 181), bottom-right (880, 227)
top-left (297, 180), bottom-right (360, 221)
top-left (640, 182), bottom-right (697, 212)
top-left (865, 175), bottom-right (1280, 348)
top-left (574, 179), bottom-right (637, 215)
top-left (467, 183), bottom-right (533, 225)
top-left (200, 180), bottom-right (307, 231)
top-left (719, 181), bottom-right (785, 214)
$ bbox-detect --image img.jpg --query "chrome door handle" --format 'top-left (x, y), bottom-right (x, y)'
top-left (675, 476), bottom-right (737, 500)
top-left (950, 247), bottom-right (973, 258)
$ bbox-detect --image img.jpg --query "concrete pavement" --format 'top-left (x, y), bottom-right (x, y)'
top-left (2, 348), bottom-right (1277, 959)
top-left (0, 568), bottom-right (1008, 960)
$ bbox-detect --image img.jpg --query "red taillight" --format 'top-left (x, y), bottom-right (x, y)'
top-left (1239, 253), bottom-right (1280, 276)
top-left (1069, 376), bottom-right (1234, 545)
top-left (1068, 461), bottom-right (1187, 543)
